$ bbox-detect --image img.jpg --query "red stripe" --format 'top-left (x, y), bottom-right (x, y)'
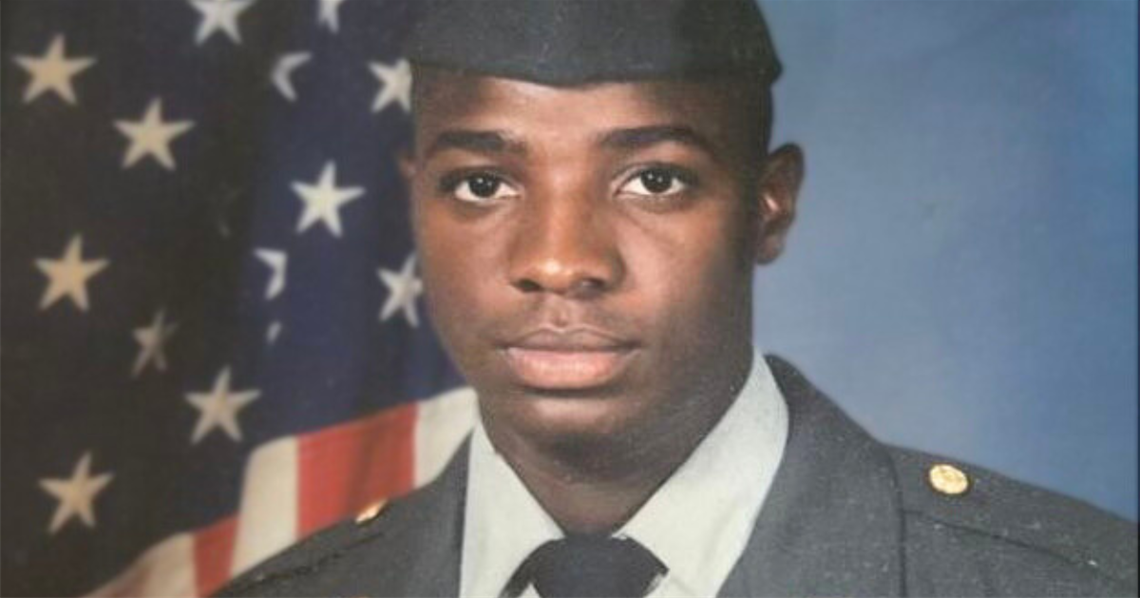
top-left (194, 516), bottom-right (237, 597)
top-left (296, 403), bottom-right (417, 534)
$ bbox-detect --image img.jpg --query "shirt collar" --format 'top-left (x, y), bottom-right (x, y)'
top-left (460, 351), bottom-right (789, 598)
top-left (617, 352), bottom-right (788, 596)
top-left (461, 419), bottom-right (563, 598)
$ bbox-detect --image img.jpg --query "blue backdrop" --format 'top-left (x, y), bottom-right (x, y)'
top-left (756, 0), bottom-right (1137, 520)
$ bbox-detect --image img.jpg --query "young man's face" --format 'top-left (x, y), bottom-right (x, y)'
top-left (405, 70), bottom-right (800, 455)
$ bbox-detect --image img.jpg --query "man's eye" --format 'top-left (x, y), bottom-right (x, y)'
top-left (620, 168), bottom-right (690, 197)
top-left (450, 173), bottom-right (518, 203)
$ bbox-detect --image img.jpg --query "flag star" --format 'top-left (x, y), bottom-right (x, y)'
top-left (254, 248), bottom-right (287, 300)
top-left (378, 253), bottom-right (423, 327)
top-left (369, 59), bottom-right (411, 114)
top-left (114, 98), bottom-right (195, 171)
top-left (317, 0), bottom-right (348, 33)
top-left (13, 34), bottom-right (96, 105)
top-left (35, 234), bottom-right (109, 312)
top-left (292, 161), bottom-right (364, 237)
top-left (266, 321), bottom-right (283, 345)
top-left (185, 367), bottom-right (260, 444)
top-left (39, 451), bottom-right (113, 534)
top-left (270, 52), bottom-right (311, 102)
top-left (188, 0), bottom-right (256, 45)
top-left (132, 309), bottom-right (178, 378)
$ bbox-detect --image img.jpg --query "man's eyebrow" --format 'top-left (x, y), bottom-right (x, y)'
top-left (423, 130), bottom-right (526, 159)
top-left (598, 125), bottom-right (717, 156)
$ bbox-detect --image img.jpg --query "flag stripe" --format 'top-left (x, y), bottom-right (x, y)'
top-left (414, 386), bottom-right (479, 484)
top-left (230, 437), bottom-right (300, 578)
top-left (296, 403), bottom-right (417, 535)
top-left (193, 517), bottom-right (237, 598)
top-left (89, 533), bottom-right (196, 598)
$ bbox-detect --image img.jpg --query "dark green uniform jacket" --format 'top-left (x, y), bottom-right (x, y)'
top-left (220, 357), bottom-right (1138, 597)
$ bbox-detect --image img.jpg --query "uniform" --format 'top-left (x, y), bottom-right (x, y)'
top-left (219, 356), bottom-right (1138, 597)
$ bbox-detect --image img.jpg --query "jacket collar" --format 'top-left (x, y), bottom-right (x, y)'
top-left (382, 434), bottom-right (469, 597)
top-left (401, 354), bottom-right (904, 597)
top-left (718, 355), bottom-right (904, 597)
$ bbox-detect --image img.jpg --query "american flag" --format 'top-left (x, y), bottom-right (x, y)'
top-left (1, 1), bottom-right (475, 595)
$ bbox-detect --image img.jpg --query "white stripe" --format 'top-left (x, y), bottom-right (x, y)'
top-left (414, 386), bottom-right (478, 485)
top-left (86, 533), bottom-right (196, 597)
top-left (229, 436), bottom-right (299, 576)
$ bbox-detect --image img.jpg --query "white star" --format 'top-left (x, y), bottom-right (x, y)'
top-left (266, 321), bottom-right (283, 345)
top-left (317, 0), bottom-right (348, 33)
top-left (132, 309), bottom-right (178, 378)
top-left (35, 234), bottom-right (109, 312)
top-left (369, 59), bottom-right (411, 114)
top-left (254, 248), bottom-right (287, 299)
top-left (291, 161), bottom-right (364, 237)
top-left (270, 52), bottom-right (311, 102)
top-left (13, 34), bottom-right (96, 105)
top-left (378, 253), bottom-right (423, 327)
top-left (185, 367), bottom-right (260, 444)
top-left (114, 98), bottom-right (195, 171)
top-left (39, 452), bottom-right (113, 534)
top-left (189, 0), bottom-right (256, 45)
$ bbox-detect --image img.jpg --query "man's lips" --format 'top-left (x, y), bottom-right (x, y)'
top-left (500, 329), bottom-right (638, 391)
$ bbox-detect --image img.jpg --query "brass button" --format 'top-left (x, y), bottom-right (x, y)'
top-left (354, 499), bottom-right (387, 524)
top-left (928, 463), bottom-right (970, 496)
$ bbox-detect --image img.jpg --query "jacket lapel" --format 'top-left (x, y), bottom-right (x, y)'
top-left (339, 437), bottom-right (469, 597)
top-left (719, 356), bottom-right (904, 597)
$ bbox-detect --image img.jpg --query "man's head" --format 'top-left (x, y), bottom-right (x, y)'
top-left (400, 0), bottom-right (803, 472)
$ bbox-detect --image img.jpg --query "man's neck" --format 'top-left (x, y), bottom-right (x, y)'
top-left (482, 352), bottom-right (754, 534)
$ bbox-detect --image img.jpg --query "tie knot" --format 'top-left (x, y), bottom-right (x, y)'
top-left (504, 535), bottom-right (667, 598)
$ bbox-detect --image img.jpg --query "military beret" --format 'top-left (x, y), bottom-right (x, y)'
top-left (403, 0), bottom-right (782, 86)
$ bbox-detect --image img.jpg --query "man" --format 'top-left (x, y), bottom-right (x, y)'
top-left (220, 1), bottom-right (1138, 596)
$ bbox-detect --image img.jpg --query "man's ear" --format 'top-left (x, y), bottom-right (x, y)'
top-left (754, 144), bottom-right (804, 265)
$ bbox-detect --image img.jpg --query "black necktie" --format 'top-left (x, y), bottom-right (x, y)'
top-left (501, 535), bottom-right (668, 598)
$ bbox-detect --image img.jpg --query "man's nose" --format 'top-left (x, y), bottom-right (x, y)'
top-left (507, 187), bottom-right (624, 299)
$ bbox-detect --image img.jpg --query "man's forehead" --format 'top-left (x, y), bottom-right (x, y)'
top-left (403, 0), bottom-right (781, 87)
top-left (412, 70), bottom-right (749, 138)
top-left (411, 71), bottom-right (754, 166)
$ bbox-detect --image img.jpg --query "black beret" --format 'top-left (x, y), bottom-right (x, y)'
top-left (403, 0), bottom-right (782, 86)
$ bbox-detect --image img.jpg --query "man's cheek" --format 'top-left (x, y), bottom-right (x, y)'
top-left (420, 266), bottom-right (471, 339)
top-left (685, 252), bottom-right (751, 331)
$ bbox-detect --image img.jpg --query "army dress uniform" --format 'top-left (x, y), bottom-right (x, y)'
top-left (219, 355), bottom-right (1138, 597)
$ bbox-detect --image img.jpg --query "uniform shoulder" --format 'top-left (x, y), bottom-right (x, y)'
top-left (215, 496), bottom-right (407, 596)
top-left (886, 446), bottom-right (1138, 592)
top-left (216, 437), bottom-right (470, 597)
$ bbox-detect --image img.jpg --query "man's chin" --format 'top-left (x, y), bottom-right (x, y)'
top-left (503, 391), bottom-right (642, 447)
